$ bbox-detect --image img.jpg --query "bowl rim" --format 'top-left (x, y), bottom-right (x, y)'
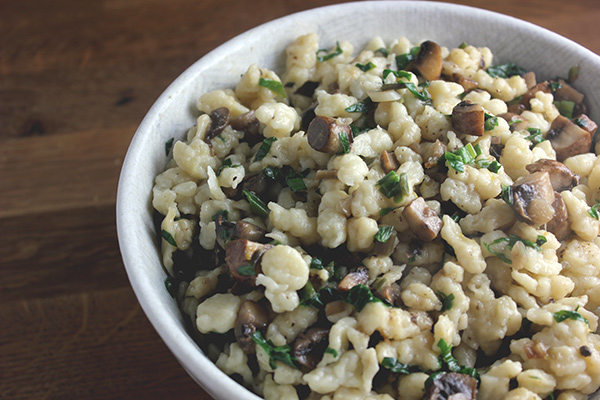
top-left (116, 1), bottom-right (600, 399)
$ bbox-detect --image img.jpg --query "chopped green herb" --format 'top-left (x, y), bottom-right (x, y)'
top-left (325, 348), bottom-right (338, 358)
top-left (165, 137), bottom-right (174, 156)
top-left (310, 257), bottom-right (324, 270)
top-left (568, 65), bottom-right (580, 83)
top-left (375, 47), bottom-right (389, 57)
top-left (344, 97), bottom-right (375, 113)
top-left (258, 78), bottom-right (287, 98)
top-left (381, 357), bottom-right (422, 374)
top-left (458, 41), bottom-right (468, 49)
top-left (284, 169), bottom-right (307, 192)
top-left (161, 229), bottom-right (177, 247)
top-left (345, 284), bottom-right (383, 312)
top-left (554, 100), bottom-right (575, 119)
top-left (437, 339), bottom-right (481, 383)
top-left (436, 291), bottom-right (455, 312)
top-left (216, 158), bottom-right (241, 175)
top-left (216, 133), bottom-right (225, 142)
top-left (374, 226), bottom-right (395, 242)
top-left (484, 114), bottom-right (499, 131)
top-left (444, 142), bottom-right (479, 173)
top-left (508, 118), bottom-right (524, 125)
top-left (376, 171), bottom-right (410, 203)
top-left (251, 331), bottom-right (298, 369)
top-left (549, 81), bottom-right (561, 93)
top-left (263, 166), bottom-right (280, 180)
top-left (211, 209), bottom-right (229, 222)
top-left (546, 392), bottom-right (556, 400)
top-left (317, 41), bottom-right (343, 62)
top-left (552, 309), bottom-right (589, 326)
top-left (395, 46), bottom-right (420, 70)
top-left (476, 159), bottom-right (501, 173)
top-left (484, 234), bottom-right (547, 264)
top-left (350, 123), bottom-right (368, 136)
top-left (379, 207), bottom-right (397, 217)
top-left (486, 63), bottom-right (526, 78)
top-left (339, 131), bottom-right (351, 154)
top-left (356, 61), bottom-right (376, 72)
top-left (237, 264), bottom-right (257, 276)
top-left (588, 202), bottom-right (600, 220)
top-left (243, 190), bottom-right (270, 219)
top-left (383, 68), bottom-right (412, 80)
top-left (254, 137), bottom-right (277, 162)
top-left (501, 184), bottom-right (514, 205)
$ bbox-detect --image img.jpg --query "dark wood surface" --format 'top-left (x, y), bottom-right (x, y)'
top-left (1, 0), bottom-right (599, 398)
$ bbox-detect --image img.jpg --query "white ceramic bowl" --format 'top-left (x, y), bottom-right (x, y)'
top-left (116, 2), bottom-right (600, 399)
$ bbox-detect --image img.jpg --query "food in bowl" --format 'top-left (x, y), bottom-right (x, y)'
top-left (151, 32), bottom-right (600, 399)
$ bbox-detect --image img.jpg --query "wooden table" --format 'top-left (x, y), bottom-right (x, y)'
top-left (1, 0), bottom-right (599, 398)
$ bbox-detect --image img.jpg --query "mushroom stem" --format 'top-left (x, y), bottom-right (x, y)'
top-left (307, 116), bottom-right (353, 153)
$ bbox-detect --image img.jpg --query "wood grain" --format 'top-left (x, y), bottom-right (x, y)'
top-left (1, 0), bottom-right (599, 399)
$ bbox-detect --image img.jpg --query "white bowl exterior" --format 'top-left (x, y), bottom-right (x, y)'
top-left (116, 2), bottom-right (600, 399)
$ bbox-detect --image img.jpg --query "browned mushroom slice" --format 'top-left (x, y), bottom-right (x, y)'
top-left (225, 239), bottom-right (273, 284)
top-left (498, 112), bottom-right (529, 132)
top-left (412, 41), bottom-right (442, 81)
top-left (242, 172), bottom-right (268, 196)
top-left (234, 300), bottom-right (269, 354)
top-left (546, 192), bottom-right (570, 241)
top-left (525, 159), bottom-right (579, 192)
top-left (295, 80), bottom-right (320, 97)
top-left (234, 220), bottom-right (267, 243)
top-left (314, 169), bottom-right (338, 180)
top-left (402, 197), bottom-right (442, 242)
top-left (520, 82), bottom-right (551, 108)
top-left (205, 107), bottom-right (230, 142)
top-left (373, 230), bottom-right (397, 257)
top-left (422, 140), bottom-right (447, 169)
top-left (546, 115), bottom-right (592, 161)
top-left (421, 372), bottom-right (477, 400)
top-left (230, 110), bottom-right (260, 136)
top-left (337, 267), bottom-right (369, 291)
top-left (381, 150), bottom-right (400, 173)
top-left (521, 71), bottom-right (537, 89)
top-left (374, 283), bottom-right (401, 306)
top-left (307, 116), bottom-right (353, 153)
top-left (301, 101), bottom-right (318, 132)
top-left (451, 100), bottom-right (485, 137)
top-left (511, 171), bottom-right (556, 226)
top-left (574, 114), bottom-right (598, 136)
top-left (451, 73), bottom-right (478, 92)
top-left (293, 328), bottom-right (330, 369)
top-left (554, 79), bottom-right (585, 105)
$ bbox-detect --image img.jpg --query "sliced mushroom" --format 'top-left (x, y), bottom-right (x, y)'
top-left (421, 372), bottom-right (477, 400)
top-left (554, 78), bottom-right (585, 105)
top-left (546, 114), bottom-right (592, 161)
top-left (293, 328), bottom-right (330, 369)
top-left (402, 197), bottom-right (442, 242)
top-left (520, 82), bottom-right (551, 108)
top-left (381, 150), bottom-right (400, 173)
top-left (301, 101), bottom-right (318, 132)
top-left (412, 40), bottom-right (442, 81)
top-left (451, 73), bottom-right (478, 92)
top-left (511, 171), bottom-right (556, 226)
top-left (498, 112), bottom-right (529, 132)
top-left (374, 283), bottom-right (401, 306)
top-left (205, 107), bottom-right (230, 142)
top-left (373, 230), bottom-right (398, 257)
top-left (525, 159), bottom-right (579, 192)
top-left (337, 267), bottom-right (369, 291)
top-left (451, 100), bottom-right (485, 137)
top-left (521, 71), bottom-right (537, 89)
top-left (422, 140), bottom-right (447, 168)
top-left (234, 300), bottom-right (269, 354)
top-left (307, 116), bottom-right (353, 153)
top-left (295, 81), bottom-right (320, 97)
top-left (235, 220), bottom-right (267, 243)
top-left (546, 192), bottom-right (570, 241)
top-left (314, 169), bottom-right (338, 180)
top-left (230, 110), bottom-right (259, 135)
top-left (224, 239), bottom-right (273, 284)
top-left (242, 172), bottom-right (268, 196)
